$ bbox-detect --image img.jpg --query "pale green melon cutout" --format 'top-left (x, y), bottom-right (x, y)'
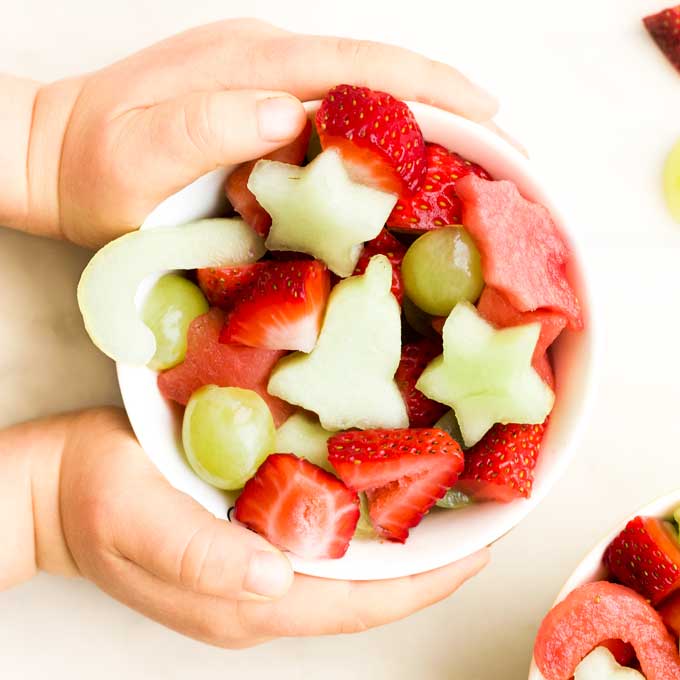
top-left (663, 138), bottom-right (680, 223)
top-left (78, 219), bottom-right (265, 364)
top-left (275, 411), bottom-right (334, 473)
top-left (574, 647), bottom-right (643, 680)
top-left (416, 302), bottom-right (554, 447)
top-left (249, 149), bottom-right (397, 276)
top-left (268, 255), bottom-right (408, 431)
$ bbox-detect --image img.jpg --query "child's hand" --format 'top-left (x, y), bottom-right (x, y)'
top-left (24, 19), bottom-right (496, 248)
top-left (1, 408), bottom-right (488, 646)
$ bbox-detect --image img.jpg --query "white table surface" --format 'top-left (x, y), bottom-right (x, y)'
top-left (2, 0), bottom-right (680, 677)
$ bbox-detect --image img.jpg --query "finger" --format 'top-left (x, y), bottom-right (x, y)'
top-left (481, 120), bottom-right (528, 157)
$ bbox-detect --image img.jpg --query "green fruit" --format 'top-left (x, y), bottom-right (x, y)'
top-left (436, 489), bottom-right (471, 510)
top-left (354, 493), bottom-right (376, 539)
top-left (434, 410), bottom-right (467, 450)
top-left (402, 227), bottom-right (484, 316)
top-left (275, 411), bottom-right (334, 472)
top-left (663, 138), bottom-right (680, 223)
top-left (182, 385), bottom-right (275, 490)
top-left (142, 274), bottom-right (208, 370)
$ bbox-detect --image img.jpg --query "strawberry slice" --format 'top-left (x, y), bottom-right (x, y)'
top-left (658, 589), bottom-right (680, 638)
top-left (644, 6), bottom-right (680, 74)
top-left (353, 228), bottom-right (407, 303)
top-left (196, 263), bottom-right (267, 310)
top-left (328, 429), bottom-right (464, 542)
top-left (395, 338), bottom-right (448, 427)
top-left (455, 421), bottom-right (547, 502)
top-left (219, 260), bottom-right (331, 353)
top-left (234, 453), bottom-right (359, 559)
top-left (388, 143), bottom-right (492, 233)
top-left (316, 84), bottom-right (426, 195)
top-left (225, 119), bottom-right (312, 237)
top-left (604, 516), bottom-right (680, 605)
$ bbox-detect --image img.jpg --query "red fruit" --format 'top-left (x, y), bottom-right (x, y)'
top-left (600, 639), bottom-right (636, 667)
top-left (219, 260), bottom-right (331, 353)
top-left (395, 338), bottom-right (448, 427)
top-left (354, 228), bottom-right (407, 303)
top-left (328, 429), bottom-right (464, 542)
top-left (644, 6), bottom-right (680, 74)
top-left (658, 589), bottom-right (680, 638)
top-left (157, 308), bottom-right (293, 425)
top-left (316, 84), bottom-right (426, 195)
top-left (533, 581), bottom-right (680, 680)
top-left (604, 516), bottom-right (680, 606)
top-left (234, 454), bottom-right (359, 559)
top-left (456, 176), bottom-right (582, 330)
top-left (196, 263), bottom-right (267, 310)
top-left (225, 119), bottom-right (312, 237)
top-left (388, 143), bottom-right (492, 233)
top-left (456, 422), bottom-right (547, 502)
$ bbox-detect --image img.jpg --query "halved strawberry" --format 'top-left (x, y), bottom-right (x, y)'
top-left (395, 338), bottom-right (448, 427)
top-left (604, 516), bottom-right (680, 606)
top-left (658, 589), bottom-right (680, 638)
top-left (196, 263), bottom-right (267, 310)
top-left (316, 84), bottom-right (426, 195)
top-left (234, 454), bottom-right (359, 559)
top-left (328, 429), bottom-right (464, 542)
top-left (644, 5), bottom-right (680, 74)
top-left (388, 143), bottom-right (492, 233)
top-left (225, 119), bottom-right (312, 237)
top-left (219, 260), bottom-right (331, 353)
top-left (353, 228), bottom-right (407, 303)
top-left (455, 421), bottom-right (547, 502)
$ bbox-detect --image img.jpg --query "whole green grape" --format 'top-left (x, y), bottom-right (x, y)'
top-left (182, 385), bottom-right (275, 490)
top-left (142, 273), bottom-right (208, 370)
top-left (401, 227), bottom-right (484, 316)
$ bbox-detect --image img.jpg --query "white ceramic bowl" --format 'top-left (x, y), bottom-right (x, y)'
top-left (527, 489), bottom-right (680, 679)
top-left (117, 101), bottom-right (597, 581)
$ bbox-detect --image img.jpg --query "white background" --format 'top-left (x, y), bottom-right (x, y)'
top-left (2, 1), bottom-right (680, 678)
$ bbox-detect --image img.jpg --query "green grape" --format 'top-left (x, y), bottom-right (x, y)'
top-left (182, 385), bottom-right (275, 490)
top-left (436, 488), bottom-right (471, 510)
top-left (142, 273), bottom-right (208, 370)
top-left (402, 226), bottom-right (484, 316)
top-left (663, 138), bottom-right (680, 223)
top-left (434, 410), bottom-right (467, 450)
top-left (354, 493), bottom-right (376, 539)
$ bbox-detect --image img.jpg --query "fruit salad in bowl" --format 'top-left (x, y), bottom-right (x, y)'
top-left (529, 490), bottom-right (680, 680)
top-left (78, 84), bottom-right (595, 580)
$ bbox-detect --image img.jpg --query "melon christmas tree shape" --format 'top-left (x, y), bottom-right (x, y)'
top-left (268, 255), bottom-right (408, 431)
top-left (416, 302), bottom-right (554, 446)
top-left (248, 149), bottom-right (398, 276)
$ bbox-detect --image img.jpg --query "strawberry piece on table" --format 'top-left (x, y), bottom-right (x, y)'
top-left (196, 263), bottom-right (267, 310)
top-left (395, 338), bottom-right (448, 427)
top-left (604, 516), bottom-right (680, 605)
top-left (219, 260), bottom-right (331, 353)
top-left (316, 84), bottom-right (426, 195)
top-left (533, 581), bottom-right (680, 680)
top-left (456, 175), bottom-right (582, 329)
top-left (225, 119), bottom-right (312, 237)
top-left (328, 429), bottom-right (464, 542)
top-left (388, 143), bottom-right (492, 233)
top-left (353, 228), bottom-right (407, 303)
top-left (234, 453), bottom-right (359, 559)
top-left (157, 308), bottom-right (293, 425)
top-left (455, 421), bottom-right (547, 502)
top-left (658, 589), bottom-right (680, 638)
top-left (644, 6), bottom-right (680, 74)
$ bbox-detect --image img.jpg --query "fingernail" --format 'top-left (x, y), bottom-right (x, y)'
top-left (244, 550), bottom-right (292, 599)
top-left (257, 96), bottom-right (304, 142)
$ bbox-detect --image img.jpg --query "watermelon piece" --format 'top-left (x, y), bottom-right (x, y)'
top-left (658, 589), bottom-right (680, 639)
top-left (533, 581), bottom-right (680, 680)
top-left (157, 308), bottom-right (293, 425)
top-left (456, 176), bottom-right (582, 330)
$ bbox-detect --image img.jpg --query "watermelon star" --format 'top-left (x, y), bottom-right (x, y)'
top-left (416, 302), bottom-right (554, 447)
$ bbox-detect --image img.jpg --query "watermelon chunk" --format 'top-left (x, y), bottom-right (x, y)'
top-left (533, 581), bottom-right (680, 680)
top-left (457, 176), bottom-right (582, 330)
top-left (658, 589), bottom-right (680, 639)
top-left (157, 308), bottom-right (293, 425)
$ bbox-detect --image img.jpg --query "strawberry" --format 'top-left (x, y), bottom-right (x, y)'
top-left (604, 516), bottom-right (680, 605)
top-left (658, 589), bottom-right (680, 638)
top-left (196, 263), bottom-right (267, 310)
top-left (395, 338), bottom-right (448, 427)
top-left (353, 228), bottom-right (407, 303)
top-left (219, 260), bottom-right (330, 353)
top-left (316, 84), bottom-right (426, 195)
top-left (328, 429), bottom-right (464, 542)
top-left (234, 454), bottom-right (359, 559)
top-left (225, 119), bottom-right (312, 237)
top-left (387, 143), bottom-right (492, 233)
top-left (644, 6), bottom-right (680, 74)
top-left (456, 422), bottom-right (547, 502)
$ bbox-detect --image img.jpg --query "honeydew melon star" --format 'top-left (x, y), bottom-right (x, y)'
top-left (416, 302), bottom-right (554, 447)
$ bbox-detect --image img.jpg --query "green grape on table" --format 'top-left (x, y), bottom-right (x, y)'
top-left (401, 226), bottom-right (484, 316)
top-left (182, 385), bottom-right (275, 490)
top-left (664, 138), bottom-right (680, 223)
top-left (142, 273), bottom-right (208, 370)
